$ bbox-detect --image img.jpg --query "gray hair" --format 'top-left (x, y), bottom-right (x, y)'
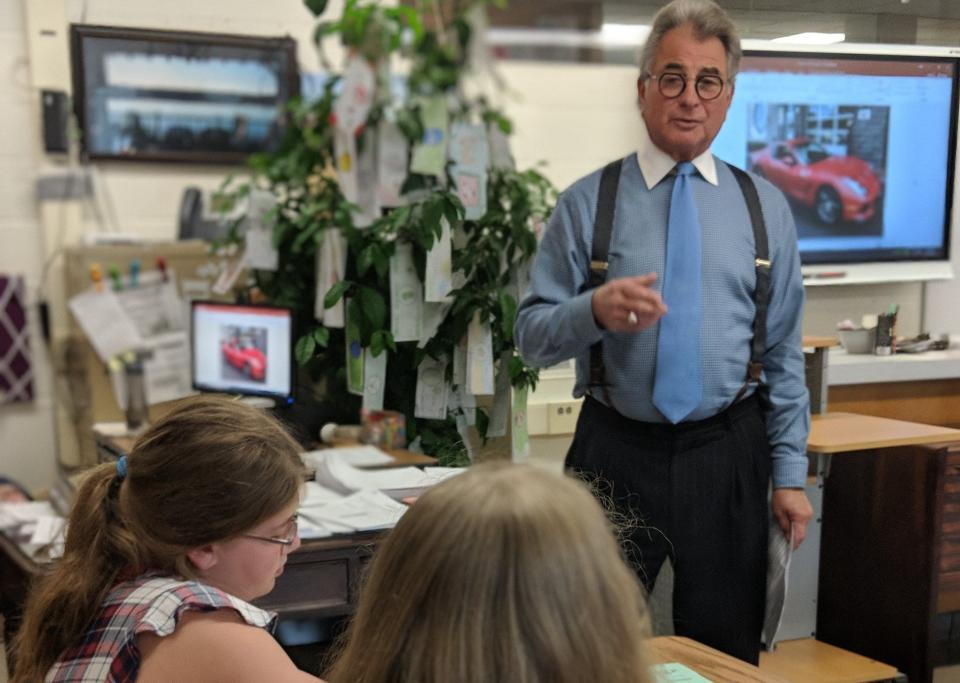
top-left (639, 0), bottom-right (742, 83)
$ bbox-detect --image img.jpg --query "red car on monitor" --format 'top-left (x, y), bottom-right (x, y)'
top-left (222, 337), bottom-right (266, 381)
top-left (750, 138), bottom-right (882, 225)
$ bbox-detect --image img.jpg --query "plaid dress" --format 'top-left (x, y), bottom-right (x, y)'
top-left (45, 574), bottom-right (276, 682)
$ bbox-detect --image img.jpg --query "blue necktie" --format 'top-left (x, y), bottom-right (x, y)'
top-left (653, 162), bottom-right (702, 423)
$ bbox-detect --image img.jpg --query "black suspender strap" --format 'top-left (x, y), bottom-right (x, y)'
top-left (585, 158), bottom-right (624, 402)
top-left (582, 158), bottom-right (771, 412)
top-left (726, 162), bottom-right (771, 405)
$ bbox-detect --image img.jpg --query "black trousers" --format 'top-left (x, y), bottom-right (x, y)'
top-left (565, 395), bottom-right (770, 665)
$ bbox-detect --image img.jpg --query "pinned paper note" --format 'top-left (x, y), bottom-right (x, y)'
top-left (487, 123), bottom-right (516, 171)
top-left (333, 54), bottom-right (376, 136)
top-left (511, 385), bottom-right (529, 461)
top-left (450, 123), bottom-right (489, 220)
top-left (424, 218), bottom-right (452, 302)
top-left (244, 189), bottom-right (279, 271)
top-left (389, 242), bottom-right (422, 342)
top-left (378, 119), bottom-right (409, 207)
top-left (410, 95), bottom-right (449, 177)
top-left (315, 229), bottom-right (348, 327)
top-left (466, 311), bottom-right (494, 395)
top-left (415, 356), bottom-right (448, 419)
top-left (68, 289), bottom-right (142, 363)
top-left (363, 350), bottom-right (387, 411)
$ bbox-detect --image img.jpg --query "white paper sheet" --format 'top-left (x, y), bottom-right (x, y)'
top-left (354, 129), bottom-right (380, 228)
top-left (377, 119), bottom-right (410, 207)
top-left (762, 522), bottom-right (795, 651)
top-left (466, 311), bottom-right (495, 395)
top-left (487, 354), bottom-right (511, 438)
top-left (333, 54), bottom-right (376, 136)
top-left (68, 288), bottom-right (143, 363)
top-left (244, 189), bottom-right (279, 271)
top-left (418, 302), bottom-right (447, 348)
top-left (362, 350), bottom-right (387, 411)
top-left (303, 446), bottom-right (394, 471)
top-left (315, 229), bottom-right (348, 327)
top-left (142, 331), bottom-right (193, 405)
top-left (424, 218), bottom-right (452, 302)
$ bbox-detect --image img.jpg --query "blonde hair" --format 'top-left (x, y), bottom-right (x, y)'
top-left (326, 462), bottom-right (652, 683)
top-left (13, 395), bottom-right (305, 682)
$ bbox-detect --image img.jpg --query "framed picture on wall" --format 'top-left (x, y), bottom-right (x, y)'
top-left (70, 25), bottom-right (299, 164)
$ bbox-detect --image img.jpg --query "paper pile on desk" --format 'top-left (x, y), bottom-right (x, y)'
top-left (302, 445), bottom-right (394, 470)
top-left (313, 458), bottom-right (464, 500)
top-left (0, 502), bottom-right (66, 559)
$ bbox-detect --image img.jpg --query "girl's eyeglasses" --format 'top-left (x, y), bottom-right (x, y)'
top-left (242, 515), bottom-right (298, 547)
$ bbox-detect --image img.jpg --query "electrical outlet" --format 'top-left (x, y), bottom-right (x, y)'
top-left (547, 400), bottom-right (582, 434)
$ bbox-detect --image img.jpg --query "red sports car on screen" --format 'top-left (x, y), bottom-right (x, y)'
top-left (222, 337), bottom-right (266, 381)
top-left (750, 138), bottom-right (882, 225)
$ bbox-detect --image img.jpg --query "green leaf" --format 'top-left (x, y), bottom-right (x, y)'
top-left (324, 279), bottom-right (351, 309)
top-left (312, 327), bottom-right (330, 348)
top-left (370, 330), bottom-right (385, 357)
top-left (295, 334), bottom-right (317, 365)
top-left (358, 285), bottom-right (387, 329)
top-left (357, 245), bottom-right (376, 276)
top-left (304, 0), bottom-right (329, 17)
top-left (423, 198), bottom-right (444, 237)
top-left (371, 244), bottom-right (390, 279)
top-left (499, 292), bottom-right (517, 343)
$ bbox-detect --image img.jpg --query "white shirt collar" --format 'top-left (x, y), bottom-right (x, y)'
top-left (635, 117), bottom-right (719, 189)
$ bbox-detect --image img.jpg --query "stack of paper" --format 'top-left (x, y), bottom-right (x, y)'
top-left (299, 490), bottom-right (408, 535)
top-left (313, 457), bottom-right (464, 500)
top-left (0, 502), bottom-right (67, 559)
top-left (302, 445), bottom-right (394, 470)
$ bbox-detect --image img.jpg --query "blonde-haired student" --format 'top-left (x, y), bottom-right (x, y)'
top-left (326, 461), bottom-right (652, 683)
top-left (14, 395), bottom-right (321, 682)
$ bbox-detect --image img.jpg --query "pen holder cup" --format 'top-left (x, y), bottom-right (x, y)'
top-left (838, 327), bottom-right (877, 354)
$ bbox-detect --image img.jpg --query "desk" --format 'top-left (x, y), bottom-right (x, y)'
top-left (649, 636), bottom-right (789, 682)
top-left (804, 413), bottom-right (960, 683)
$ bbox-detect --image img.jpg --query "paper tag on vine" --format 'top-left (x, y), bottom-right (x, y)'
top-left (487, 123), bottom-right (516, 171)
top-left (456, 413), bottom-right (475, 461)
top-left (450, 123), bottom-right (488, 171)
top-left (242, 189), bottom-right (278, 271)
top-left (334, 128), bottom-right (359, 202)
top-left (466, 311), bottom-right (495, 395)
top-left (424, 217), bottom-right (452, 302)
top-left (418, 302), bottom-right (447, 348)
top-left (314, 229), bottom-right (347, 327)
top-left (414, 356), bottom-right (448, 419)
top-left (389, 242), bottom-right (422, 342)
top-left (410, 95), bottom-right (448, 177)
top-left (353, 129), bottom-right (380, 228)
top-left (486, 354), bottom-right (511, 438)
top-left (512, 385), bottom-right (529, 460)
top-left (212, 258), bottom-right (244, 295)
top-left (362, 349), bottom-right (387, 411)
top-left (345, 303), bottom-right (364, 396)
top-left (333, 54), bottom-right (375, 136)
top-left (458, 388), bottom-right (476, 426)
top-left (453, 170), bottom-right (487, 220)
top-left (378, 120), bottom-right (409, 208)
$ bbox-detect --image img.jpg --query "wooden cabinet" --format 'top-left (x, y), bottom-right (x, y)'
top-left (817, 440), bottom-right (960, 683)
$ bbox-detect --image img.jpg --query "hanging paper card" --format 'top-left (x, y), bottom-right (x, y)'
top-left (449, 123), bottom-right (489, 171)
top-left (424, 218), bottom-right (452, 302)
top-left (453, 171), bottom-right (487, 220)
top-left (362, 350), bottom-right (387, 411)
top-left (377, 120), bottom-right (409, 207)
top-left (334, 128), bottom-right (359, 202)
top-left (345, 301), bottom-right (364, 396)
top-left (466, 311), bottom-right (494, 395)
top-left (418, 302), bottom-right (447, 348)
top-left (486, 354), bottom-right (511, 438)
top-left (458, 388), bottom-right (476, 426)
top-left (456, 413), bottom-right (475, 461)
top-left (487, 123), bottom-right (515, 171)
top-left (333, 54), bottom-right (376, 136)
top-left (511, 385), bottom-right (529, 461)
top-left (315, 229), bottom-right (348, 327)
top-left (452, 334), bottom-right (467, 388)
top-left (414, 356), bottom-right (448, 419)
top-left (410, 95), bottom-right (449, 177)
top-left (354, 130), bottom-right (380, 228)
top-left (243, 189), bottom-right (278, 271)
top-left (389, 242), bottom-right (422, 342)
top-left (212, 258), bottom-right (244, 296)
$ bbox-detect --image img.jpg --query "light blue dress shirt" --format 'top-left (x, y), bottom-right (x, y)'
top-left (515, 132), bottom-right (810, 489)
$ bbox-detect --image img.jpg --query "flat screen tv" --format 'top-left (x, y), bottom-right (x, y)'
top-left (70, 25), bottom-right (299, 164)
top-left (711, 42), bottom-right (959, 284)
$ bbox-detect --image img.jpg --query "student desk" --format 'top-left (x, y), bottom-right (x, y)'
top-left (802, 412), bottom-right (960, 683)
top-left (649, 636), bottom-right (789, 682)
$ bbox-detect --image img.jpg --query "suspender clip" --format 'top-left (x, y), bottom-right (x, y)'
top-left (755, 258), bottom-right (771, 270)
top-left (590, 260), bottom-right (609, 272)
top-left (747, 361), bottom-right (763, 381)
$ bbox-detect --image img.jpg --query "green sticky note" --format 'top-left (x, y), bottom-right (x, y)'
top-left (410, 95), bottom-right (448, 177)
top-left (652, 663), bottom-right (714, 683)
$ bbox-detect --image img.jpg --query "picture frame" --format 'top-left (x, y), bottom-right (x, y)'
top-left (70, 25), bottom-right (299, 164)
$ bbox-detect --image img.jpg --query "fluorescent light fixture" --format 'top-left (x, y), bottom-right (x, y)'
top-left (600, 23), bottom-right (651, 46)
top-left (771, 32), bottom-right (845, 45)
top-left (486, 24), bottom-right (649, 49)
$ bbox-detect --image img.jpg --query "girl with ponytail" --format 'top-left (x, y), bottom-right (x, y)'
top-left (13, 395), bottom-right (321, 682)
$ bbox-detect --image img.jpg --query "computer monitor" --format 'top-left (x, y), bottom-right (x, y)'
top-left (191, 301), bottom-right (294, 403)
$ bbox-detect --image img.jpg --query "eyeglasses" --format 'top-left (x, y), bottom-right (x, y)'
top-left (650, 72), bottom-right (725, 101)
top-left (242, 515), bottom-right (299, 547)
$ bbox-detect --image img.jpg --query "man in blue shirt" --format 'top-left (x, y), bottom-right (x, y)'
top-left (515, 0), bottom-right (812, 664)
